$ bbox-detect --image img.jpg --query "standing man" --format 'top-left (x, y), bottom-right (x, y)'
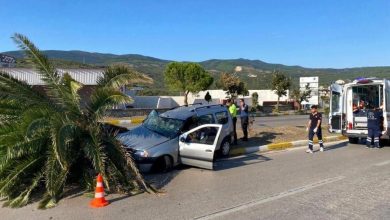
top-left (226, 99), bottom-right (238, 145)
top-left (306, 105), bottom-right (324, 153)
top-left (366, 106), bottom-right (383, 149)
top-left (239, 98), bottom-right (249, 141)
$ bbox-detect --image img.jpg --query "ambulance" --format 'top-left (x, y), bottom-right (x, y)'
top-left (329, 78), bottom-right (390, 144)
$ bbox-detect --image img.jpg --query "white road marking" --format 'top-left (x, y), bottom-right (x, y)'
top-left (195, 176), bottom-right (345, 220)
top-left (374, 160), bottom-right (390, 167)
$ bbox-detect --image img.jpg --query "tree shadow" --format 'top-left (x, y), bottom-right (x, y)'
top-left (241, 132), bottom-right (284, 147)
top-left (214, 154), bottom-right (271, 171)
top-left (143, 167), bottom-right (185, 190)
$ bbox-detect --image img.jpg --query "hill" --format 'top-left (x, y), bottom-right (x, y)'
top-left (3, 50), bottom-right (390, 94)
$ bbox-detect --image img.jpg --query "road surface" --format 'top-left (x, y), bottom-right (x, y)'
top-left (3, 139), bottom-right (390, 220)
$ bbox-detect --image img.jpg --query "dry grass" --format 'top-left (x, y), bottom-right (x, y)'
top-left (236, 124), bottom-right (332, 146)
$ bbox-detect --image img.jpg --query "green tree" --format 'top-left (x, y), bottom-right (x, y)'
top-left (164, 62), bottom-right (213, 106)
top-left (251, 92), bottom-right (259, 112)
top-left (217, 73), bottom-right (249, 99)
top-left (290, 83), bottom-right (312, 111)
top-left (0, 34), bottom-right (155, 209)
top-left (271, 71), bottom-right (291, 112)
top-left (204, 91), bottom-right (212, 103)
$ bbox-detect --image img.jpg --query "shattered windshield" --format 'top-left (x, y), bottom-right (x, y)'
top-left (143, 110), bottom-right (184, 138)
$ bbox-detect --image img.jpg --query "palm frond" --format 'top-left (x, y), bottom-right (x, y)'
top-left (40, 153), bottom-right (69, 209)
top-left (0, 155), bottom-right (45, 197)
top-left (82, 134), bottom-right (109, 190)
top-left (0, 72), bottom-right (49, 107)
top-left (89, 88), bottom-right (133, 117)
top-left (97, 65), bottom-right (152, 88)
top-left (12, 34), bottom-right (60, 87)
top-left (3, 171), bottom-right (44, 208)
top-left (0, 136), bottom-right (47, 170)
top-left (12, 34), bottom-right (82, 112)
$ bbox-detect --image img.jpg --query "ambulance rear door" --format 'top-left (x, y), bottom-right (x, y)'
top-left (329, 83), bottom-right (344, 133)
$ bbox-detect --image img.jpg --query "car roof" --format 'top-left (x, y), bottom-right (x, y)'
top-left (160, 104), bottom-right (227, 120)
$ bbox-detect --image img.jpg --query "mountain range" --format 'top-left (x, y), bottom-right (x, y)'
top-left (3, 50), bottom-right (390, 95)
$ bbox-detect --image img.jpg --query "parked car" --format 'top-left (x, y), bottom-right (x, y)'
top-left (117, 104), bottom-right (234, 172)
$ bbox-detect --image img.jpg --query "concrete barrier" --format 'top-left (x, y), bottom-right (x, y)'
top-left (103, 116), bottom-right (145, 127)
top-left (229, 135), bottom-right (348, 156)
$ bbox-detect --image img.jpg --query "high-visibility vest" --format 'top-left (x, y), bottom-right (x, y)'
top-left (229, 104), bottom-right (237, 118)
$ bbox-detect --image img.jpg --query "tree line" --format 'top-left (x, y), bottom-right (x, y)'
top-left (164, 62), bottom-right (312, 111)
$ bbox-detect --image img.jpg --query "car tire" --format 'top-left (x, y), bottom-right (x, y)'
top-left (152, 155), bottom-right (173, 173)
top-left (348, 137), bottom-right (359, 144)
top-left (220, 139), bottom-right (231, 157)
top-left (162, 155), bottom-right (173, 172)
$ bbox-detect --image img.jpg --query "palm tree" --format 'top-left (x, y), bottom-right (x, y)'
top-left (0, 33), bottom-right (154, 209)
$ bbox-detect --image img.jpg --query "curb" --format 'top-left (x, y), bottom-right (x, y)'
top-left (229, 135), bottom-right (348, 156)
top-left (104, 116), bottom-right (145, 127)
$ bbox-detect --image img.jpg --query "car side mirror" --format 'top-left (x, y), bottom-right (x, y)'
top-left (180, 136), bottom-right (186, 143)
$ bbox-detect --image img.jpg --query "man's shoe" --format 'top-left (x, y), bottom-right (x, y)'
top-left (320, 147), bottom-right (324, 152)
top-left (306, 149), bottom-right (313, 154)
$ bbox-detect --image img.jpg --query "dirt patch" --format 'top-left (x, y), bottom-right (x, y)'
top-left (236, 124), bottom-right (332, 147)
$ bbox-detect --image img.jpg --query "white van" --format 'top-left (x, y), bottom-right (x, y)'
top-left (329, 78), bottom-right (390, 144)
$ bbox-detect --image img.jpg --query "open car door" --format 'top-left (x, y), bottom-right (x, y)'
top-left (329, 83), bottom-right (343, 133)
top-left (179, 124), bottom-right (223, 170)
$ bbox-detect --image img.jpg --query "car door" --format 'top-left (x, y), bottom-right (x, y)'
top-left (329, 83), bottom-right (343, 133)
top-left (384, 80), bottom-right (390, 135)
top-left (179, 124), bottom-right (223, 170)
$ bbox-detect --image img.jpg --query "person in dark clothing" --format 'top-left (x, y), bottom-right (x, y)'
top-left (239, 98), bottom-right (249, 141)
top-left (366, 107), bottom-right (383, 149)
top-left (306, 105), bottom-right (324, 153)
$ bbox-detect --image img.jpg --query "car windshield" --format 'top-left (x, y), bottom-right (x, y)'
top-left (143, 110), bottom-right (184, 138)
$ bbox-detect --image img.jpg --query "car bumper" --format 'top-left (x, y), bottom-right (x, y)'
top-left (133, 157), bottom-right (158, 173)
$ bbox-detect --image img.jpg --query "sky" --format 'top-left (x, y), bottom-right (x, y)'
top-left (1, 0), bottom-right (389, 68)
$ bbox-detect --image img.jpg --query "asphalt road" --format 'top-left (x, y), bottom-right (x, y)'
top-left (3, 140), bottom-right (390, 220)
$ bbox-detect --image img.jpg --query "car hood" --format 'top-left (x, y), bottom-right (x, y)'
top-left (117, 125), bottom-right (171, 150)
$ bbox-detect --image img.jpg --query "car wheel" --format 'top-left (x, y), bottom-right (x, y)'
top-left (220, 139), bottom-right (231, 157)
top-left (348, 137), bottom-right (359, 144)
top-left (152, 155), bottom-right (173, 173)
top-left (162, 155), bottom-right (173, 172)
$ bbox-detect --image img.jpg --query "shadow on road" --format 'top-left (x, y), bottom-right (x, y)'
top-left (214, 154), bottom-right (271, 171)
top-left (320, 141), bottom-right (348, 152)
top-left (242, 132), bottom-right (284, 147)
top-left (144, 167), bottom-right (185, 190)
top-left (143, 153), bottom-right (272, 189)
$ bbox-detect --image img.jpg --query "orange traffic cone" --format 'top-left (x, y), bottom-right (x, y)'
top-left (90, 174), bottom-right (109, 208)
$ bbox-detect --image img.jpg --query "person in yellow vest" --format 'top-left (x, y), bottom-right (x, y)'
top-left (226, 99), bottom-right (238, 145)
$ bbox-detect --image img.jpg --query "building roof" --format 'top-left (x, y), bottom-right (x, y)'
top-left (0, 68), bottom-right (104, 85)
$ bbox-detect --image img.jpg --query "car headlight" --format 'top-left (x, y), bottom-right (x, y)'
top-left (135, 150), bottom-right (149, 158)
